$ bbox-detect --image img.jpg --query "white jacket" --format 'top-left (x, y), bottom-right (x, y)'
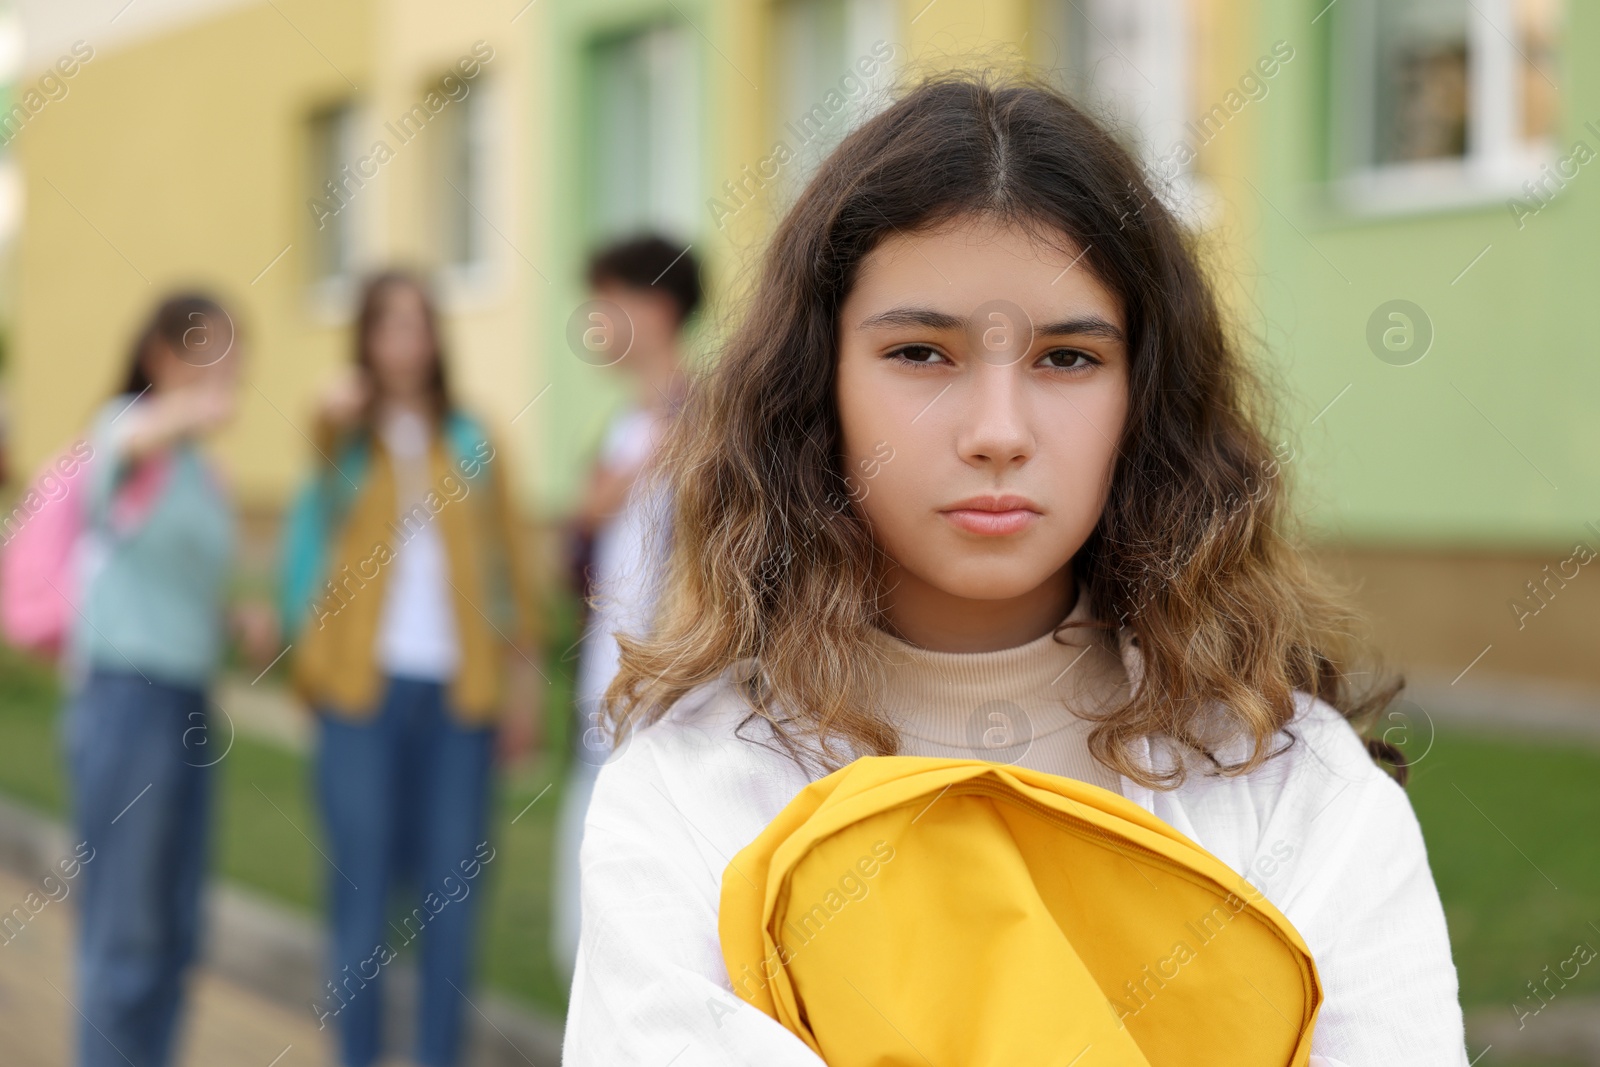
top-left (563, 661), bottom-right (1469, 1066)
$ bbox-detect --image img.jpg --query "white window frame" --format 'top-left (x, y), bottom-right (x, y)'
top-left (436, 72), bottom-right (504, 307)
top-left (1331, 0), bottom-right (1559, 216)
top-left (306, 99), bottom-right (364, 321)
top-left (769, 0), bottom-right (898, 202)
top-left (1046, 0), bottom-right (1217, 229)
top-left (0, 1), bottom-right (23, 249)
top-left (588, 22), bottom-right (702, 245)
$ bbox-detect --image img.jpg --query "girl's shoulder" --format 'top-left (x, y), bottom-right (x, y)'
top-left (1276, 688), bottom-right (1417, 830)
top-left (440, 408), bottom-right (492, 454)
top-left (91, 393), bottom-right (136, 424)
top-left (85, 394), bottom-right (141, 447)
top-left (1275, 690), bottom-right (1394, 785)
top-left (1275, 689), bottom-right (1402, 807)
top-left (585, 664), bottom-right (819, 865)
top-left (599, 404), bottom-right (662, 465)
top-left (610, 662), bottom-right (819, 785)
top-left (1145, 690), bottom-right (1416, 884)
top-left (1165, 688), bottom-right (1394, 797)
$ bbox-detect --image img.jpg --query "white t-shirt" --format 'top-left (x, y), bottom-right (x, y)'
top-left (375, 409), bottom-right (460, 681)
top-left (572, 406), bottom-right (672, 752)
top-left (563, 632), bottom-right (1468, 1066)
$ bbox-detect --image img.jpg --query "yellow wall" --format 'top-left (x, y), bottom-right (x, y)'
top-left (14, 1), bottom-right (370, 507)
top-left (11, 0), bottom-right (548, 510)
top-left (909, 0), bottom-right (1032, 59)
top-left (371, 0), bottom-right (545, 505)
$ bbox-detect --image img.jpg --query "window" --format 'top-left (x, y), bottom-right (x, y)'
top-left (1332, 0), bottom-right (1562, 213)
top-left (1372, 2), bottom-right (1471, 165)
top-left (305, 101), bottom-right (360, 285)
top-left (1060, 0), bottom-right (1191, 166)
top-left (769, 0), bottom-right (897, 199)
top-left (1045, 0), bottom-right (1206, 222)
top-left (432, 72), bottom-right (494, 279)
top-left (587, 24), bottom-right (701, 243)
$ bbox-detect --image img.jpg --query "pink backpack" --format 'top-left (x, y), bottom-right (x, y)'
top-left (1, 440), bottom-right (169, 657)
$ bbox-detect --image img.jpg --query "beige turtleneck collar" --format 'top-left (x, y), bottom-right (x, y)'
top-left (860, 583), bottom-right (1130, 793)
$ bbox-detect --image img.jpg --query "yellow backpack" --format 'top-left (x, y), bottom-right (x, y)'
top-left (720, 756), bottom-right (1322, 1066)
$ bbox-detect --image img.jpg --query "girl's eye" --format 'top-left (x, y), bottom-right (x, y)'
top-left (886, 343), bottom-right (948, 367)
top-left (1039, 347), bottom-right (1099, 371)
top-left (884, 344), bottom-right (1100, 370)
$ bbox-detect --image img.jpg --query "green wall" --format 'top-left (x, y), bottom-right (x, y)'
top-left (531, 0), bottom-right (717, 513)
top-left (1254, 0), bottom-right (1599, 550)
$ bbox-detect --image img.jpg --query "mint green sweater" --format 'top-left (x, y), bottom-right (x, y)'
top-left (70, 395), bottom-right (235, 688)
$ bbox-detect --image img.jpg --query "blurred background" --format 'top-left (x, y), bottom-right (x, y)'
top-left (0, 0), bottom-right (1593, 1064)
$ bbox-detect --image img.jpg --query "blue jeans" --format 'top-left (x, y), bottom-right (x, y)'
top-left (315, 676), bottom-right (496, 1067)
top-left (64, 669), bottom-right (212, 1067)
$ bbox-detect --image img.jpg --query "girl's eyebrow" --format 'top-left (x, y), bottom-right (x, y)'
top-left (1037, 315), bottom-right (1125, 343)
top-left (857, 304), bottom-right (1126, 344)
top-left (856, 306), bottom-right (964, 331)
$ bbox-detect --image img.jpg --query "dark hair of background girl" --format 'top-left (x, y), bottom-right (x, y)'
top-left (353, 269), bottom-right (453, 425)
top-left (606, 71), bottom-right (1406, 790)
top-left (586, 234), bottom-right (704, 325)
top-left (120, 292), bottom-right (234, 396)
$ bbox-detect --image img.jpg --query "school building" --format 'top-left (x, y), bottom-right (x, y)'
top-left (4, 0), bottom-right (1594, 688)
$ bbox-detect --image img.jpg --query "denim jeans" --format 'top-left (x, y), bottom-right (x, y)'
top-left (64, 668), bottom-right (212, 1067)
top-left (315, 676), bottom-right (496, 1067)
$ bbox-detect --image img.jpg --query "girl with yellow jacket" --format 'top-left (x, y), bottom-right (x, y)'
top-left (279, 270), bottom-right (539, 1067)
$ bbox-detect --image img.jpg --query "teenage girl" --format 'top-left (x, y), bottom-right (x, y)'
top-left (66, 293), bottom-right (244, 1067)
top-left (279, 270), bottom-right (539, 1067)
top-left (562, 75), bottom-right (1465, 1066)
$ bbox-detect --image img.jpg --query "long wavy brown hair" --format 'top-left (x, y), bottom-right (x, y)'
top-left (604, 72), bottom-right (1405, 790)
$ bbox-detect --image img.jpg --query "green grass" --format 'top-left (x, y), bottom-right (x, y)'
top-left (4, 635), bottom-right (1599, 1026)
top-left (0, 646), bottom-right (70, 813)
top-left (216, 731), bottom-right (325, 911)
top-left (1401, 728), bottom-right (1600, 1010)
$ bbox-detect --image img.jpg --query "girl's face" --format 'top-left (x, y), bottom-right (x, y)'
top-left (593, 281), bottom-right (682, 373)
top-left (835, 213), bottom-right (1130, 645)
top-left (145, 313), bottom-right (241, 395)
top-left (367, 283), bottom-right (437, 399)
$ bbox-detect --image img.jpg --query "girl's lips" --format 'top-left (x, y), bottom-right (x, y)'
top-left (940, 508), bottom-right (1039, 536)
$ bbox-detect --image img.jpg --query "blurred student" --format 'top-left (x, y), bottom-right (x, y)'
top-left (552, 236), bottom-right (700, 980)
top-left (65, 293), bottom-right (244, 1067)
top-left (278, 270), bottom-right (540, 1067)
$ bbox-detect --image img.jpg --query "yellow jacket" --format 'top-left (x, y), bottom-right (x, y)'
top-left (282, 413), bottom-right (537, 723)
top-left (720, 756), bottom-right (1322, 1066)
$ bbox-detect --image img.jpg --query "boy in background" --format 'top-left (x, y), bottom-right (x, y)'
top-left (553, 235), bottom-right (701, 981)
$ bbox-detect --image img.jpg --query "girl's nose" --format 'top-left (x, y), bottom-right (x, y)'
top-left (957, 362), bottom-right (1035, 468)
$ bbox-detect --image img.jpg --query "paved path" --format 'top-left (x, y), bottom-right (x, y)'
top-left (0, 867), bottom-right (339, 1067)
top-left (1469, 998), bottom-right (1600, 1066)
top-left (1407, 669), bottom-right (1600, 746)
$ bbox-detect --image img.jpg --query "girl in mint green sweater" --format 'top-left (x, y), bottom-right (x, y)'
top-left (65, 292), bottom-right (242, 1067)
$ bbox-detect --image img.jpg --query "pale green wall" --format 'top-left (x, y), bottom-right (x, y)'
top-left (1253, 0), bottom-right (1599, 550)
